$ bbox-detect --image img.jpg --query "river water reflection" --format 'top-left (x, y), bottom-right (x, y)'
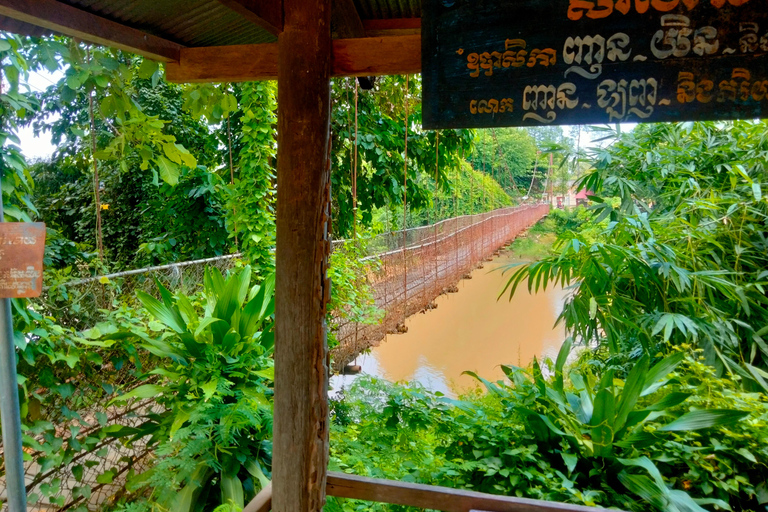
top-left (332, 253), bottom-right (570, 398)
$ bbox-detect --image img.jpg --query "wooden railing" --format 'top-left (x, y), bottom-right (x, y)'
top-left (244, 472), bottom-right (613, 512)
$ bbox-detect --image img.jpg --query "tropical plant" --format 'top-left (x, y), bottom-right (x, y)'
top-left (469, 341), bottom-right (749, 511)
top-left (109, 265), bottom-right (275, 511)
top-left (327, 236), bottom-right (383, 350)
top-left (503, 121), bottom-right (768, 390)
top-left (220, 81), bottom-right (277, 271)
top-left (327, 346), bottom-right (764, 512)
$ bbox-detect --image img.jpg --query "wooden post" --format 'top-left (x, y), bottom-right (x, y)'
top-left (273, 0), bottom-right (332, 511)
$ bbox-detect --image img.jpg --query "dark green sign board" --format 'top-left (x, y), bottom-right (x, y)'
top-left (422, 0), bottom-right (768, 128)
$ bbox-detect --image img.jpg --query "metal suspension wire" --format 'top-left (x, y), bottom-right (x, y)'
top-left (401, 74), bottom-right (409, 328)
top-left (491, 128), bottom-right (520, 193)
top-left (330, 203), bottom-right (551, 369)
top-left (227, 88), bottom-right (239, 247)
top-left (526, 151), bottom-right (541, 199)
top-left (353, 79), bottom-right (359, 240)
top-left (454, 149), bottom-right (460, 277)
top-left (433, 131), bottom-right (440, 294)
top-left (87, 46), bottom-right (104, 262)
top-left (352, 79), bottom-right (360, 351)
top-left (480, 138), bottom-right (488, 259)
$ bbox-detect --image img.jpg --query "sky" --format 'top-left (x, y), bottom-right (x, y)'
top-left (17, 70), bottom-right (60, 162)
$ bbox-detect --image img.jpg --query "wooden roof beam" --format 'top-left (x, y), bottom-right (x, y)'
top-left (216, 0), bottom-right (283, 36)
top-left (165, 34), bottom-right (420, 83)
top-left (363, 18), bottom-right (420, 36)
top-left (0, 0), bottom-right (182, 62)
top-left (331, 0), bottom-right (365, 39)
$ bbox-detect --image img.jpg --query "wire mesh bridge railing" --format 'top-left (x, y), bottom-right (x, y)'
top-left (330, 203), bottom-right (550, 370)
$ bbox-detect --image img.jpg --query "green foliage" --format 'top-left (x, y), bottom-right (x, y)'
top-left (0, 33), bottom-right (41, 223)
top-left (32, 158), bottom-right (231, 268)
top-left (111, 266), bottom-right (275, 511)
top-left (222, 82), bottom-right (277, 271)
top-left (469, 341), bottom-right (750, 511)
top-left (504, 121), bottom-right (768, 389)
top-left (469, 128), bottom-right (537, 196)
top-left (28, 52), bottom-right (232, 269)
top-left (330, 76), bottom-right (473, 238)
top-left (330, 346), bottom-right (766, 512)
top-left (57, 47), bottom-right (196, 186)
top-left (506, 208), bottom-right (592, 261)
top-left (328, 237), bottom-right (384, 349)
top-left (14, 303), bottom-right (156, 508)
top-left (386, 160), bottom-right (512, 231)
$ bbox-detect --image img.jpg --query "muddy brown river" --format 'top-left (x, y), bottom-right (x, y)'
top-left (331, 252), bottom-right (570, 398)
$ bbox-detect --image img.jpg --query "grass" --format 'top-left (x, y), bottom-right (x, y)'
top-left (505, 215), bottom-right (558, 261)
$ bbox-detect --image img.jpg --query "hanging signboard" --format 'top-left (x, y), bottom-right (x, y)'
top-left (422, 0), bottom-right (768, 128)
top-left (0, 223), bottom-right (46, 298)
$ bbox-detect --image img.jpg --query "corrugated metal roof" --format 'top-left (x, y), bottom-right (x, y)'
top-left (63, 0), bottom-right (277, 46)
top-left (354, 0), bottom-right (421, 20)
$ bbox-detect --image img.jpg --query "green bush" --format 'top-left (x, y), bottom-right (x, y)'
top-left (110, 265), bottom-right (275, 511)
top-left (329, 346), bottom-right (767, 512)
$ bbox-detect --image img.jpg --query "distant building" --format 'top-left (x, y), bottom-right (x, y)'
top-left (552, 180), bottom-right (590, 209)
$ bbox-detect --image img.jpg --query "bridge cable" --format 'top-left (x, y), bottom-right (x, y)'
top-left (402, 74), bottom-right (409, 328)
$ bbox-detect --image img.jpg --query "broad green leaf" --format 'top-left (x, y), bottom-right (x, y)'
top-left (156, 155), bottom-right (180, 186)
top-left (110, 384), bottom-right (165, 403)
top-left (221, 473), bottom-right (244, 508)
top-left (641, 352), bottom-right (685, 396)
top-left (618, 472), bottom-right (667, 510)
top-left (194, 317), bottom-right (226, 339)
top-left (170, 465), bottom-right (213, 512)
top-left (614, 356), bottom-right (649, 432)
top-left (254, 367), bottom-right (274, 381)
top-left (561, 452), bottom-right (578, 475)
top-left (245, 460), bottom-right (270, 489)
top-left (201, 379), bottom-right (218, 400)
top-left (658, 409), bottom-right (749, 431)
top-left (137, 291), bottom-right (186, 333)
top-left (170, 408), bottom-right (192, 439)
top-left (138, 58), bottom-right (159, 79)
top-left (643, 392), bottom-right (692, 411)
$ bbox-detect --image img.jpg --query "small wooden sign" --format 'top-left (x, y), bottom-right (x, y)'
top-left (422, 0), bottom-right (768, 128)
top-left (0, 223), bottom-right (46, 298)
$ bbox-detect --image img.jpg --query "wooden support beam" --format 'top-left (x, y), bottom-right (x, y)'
top-left (243, 482), bottom-right (272, 512)
top-left (331, 0), bottom-right (365, 39)
top-left (0, 0), bottom-right (182, 62)
top-left (272, 0), bottom-right (331, 511)
top-left (326, 472), bottom-right (614, 512)
top-left (165, 34), bottom-right (420, 82)
top-left (332, 35), bottom-right (419, 77)
top-left (166, 44), bottom-right (279, 83)
top-left (216, 0), bottom-right (283, 35)
top-left (363, 18), bottom-right (421, 36)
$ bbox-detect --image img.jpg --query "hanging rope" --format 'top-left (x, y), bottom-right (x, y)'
top-left (352, 79), bottom-right (360, 350)
top-left (87, 46), bottom-right (104, 262)
top-left (455, 147), bottom-right (460, 275)
top-left (480, 138), bottom-right (488, 257)
top-left (491, 128), bottom-right (520, 193)
top-left (526, 151), bottom-right (541, 200)
top-left (402, 74), bottom-right (409, 327)
top-left (353, 80), bottom-right (359, 240)
top-left (226, 92), bottom-right (239, 247)
top-left (433, 131), bottom-right (440, 290)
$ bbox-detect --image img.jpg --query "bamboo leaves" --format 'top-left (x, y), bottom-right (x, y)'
top-left (504, 121), bottom-right (768, 386)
